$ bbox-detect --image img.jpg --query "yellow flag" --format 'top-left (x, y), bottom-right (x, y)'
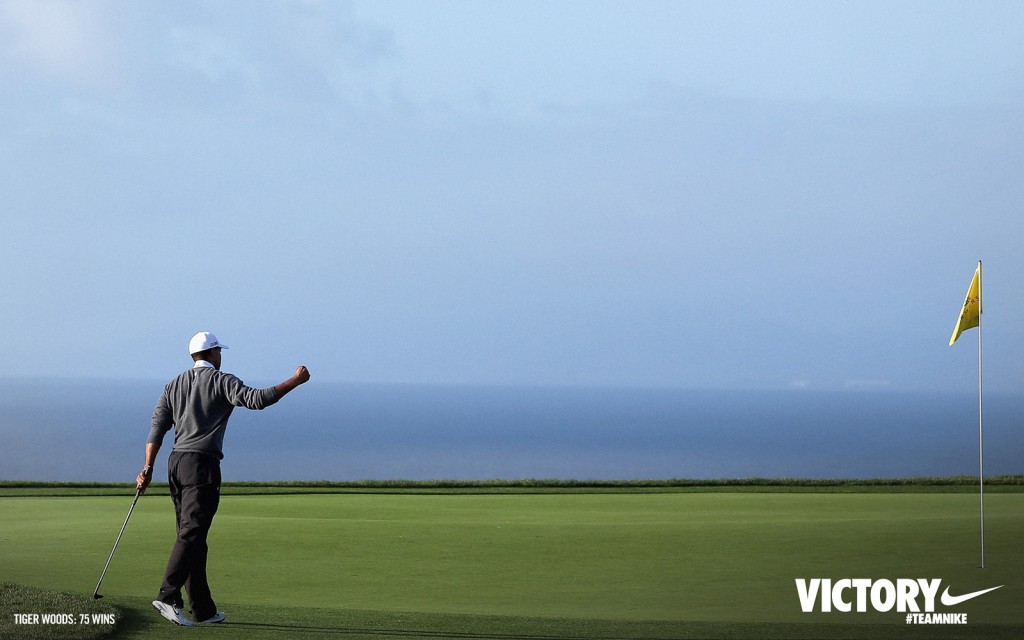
top-left (949, 262), bottom-right (982, 346)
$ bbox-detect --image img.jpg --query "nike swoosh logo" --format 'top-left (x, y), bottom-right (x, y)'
top-left (940, 585), bottom-right (1003, 607)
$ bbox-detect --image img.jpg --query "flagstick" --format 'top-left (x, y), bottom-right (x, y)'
top-left (977, 260), bottom-right (985, 569)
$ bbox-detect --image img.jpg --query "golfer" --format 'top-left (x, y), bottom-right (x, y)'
top-left (137, 331), bottom-right (310, 626)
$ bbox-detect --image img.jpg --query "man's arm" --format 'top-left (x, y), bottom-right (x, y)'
top-left (139, 385), bottom-right (173, 493)
top-left (222, 365), bottom-right (311, 410)
top-left (136, 442), bottom-right (160, 493)
top-left (274, 365), bottom-right (311, 399)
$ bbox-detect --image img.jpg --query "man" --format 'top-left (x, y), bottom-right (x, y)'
top-left (137, 331), bottom-right (310, 626)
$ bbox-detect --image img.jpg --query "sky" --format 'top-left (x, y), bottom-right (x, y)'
top-left (1, 0), bottom-right (1023, 393)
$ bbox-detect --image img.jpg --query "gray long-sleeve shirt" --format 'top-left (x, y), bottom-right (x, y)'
top-left (147, 365), bottom-right (280, 459)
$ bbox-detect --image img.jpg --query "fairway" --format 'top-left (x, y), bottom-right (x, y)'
top-left (2, 489), bottom-right (1022, 639)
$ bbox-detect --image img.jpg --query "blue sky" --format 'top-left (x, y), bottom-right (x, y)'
top-left (1, 1), bottom-right (1023, 392)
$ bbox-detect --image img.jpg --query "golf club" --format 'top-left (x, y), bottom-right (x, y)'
top-left (92, 487), bottom-right (142, 599)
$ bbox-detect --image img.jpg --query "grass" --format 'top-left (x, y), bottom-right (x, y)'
top-left (0, 583), bottom-right (118, 640)
top-left (2, 483), bottom-right (1022, 639)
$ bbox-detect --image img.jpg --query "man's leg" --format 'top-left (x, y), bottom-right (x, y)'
top-left (157, 452), bottom-right (185, 611)
top-left (156, 453), bottom-right (221, 621)
top-left (161, 452), bottom-right (186, 610)
top-left (152, 452), bottom-right (190, 625)
top-left (180, 482), bottom-right (218, 619)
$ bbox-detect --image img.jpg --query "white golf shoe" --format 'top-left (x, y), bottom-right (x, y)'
top-left (152, 600), bottom-right (193, 626)
top-left (196, 611), bottom-right (226, 624)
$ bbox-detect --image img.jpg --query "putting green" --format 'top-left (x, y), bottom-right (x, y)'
top-left (2, 491), bottom-right (1022, 638)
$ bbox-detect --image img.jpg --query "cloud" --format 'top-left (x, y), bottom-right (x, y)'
top-left (0, 1), bottom-right (395, 105)
top-left (168, 26), bottom-right (256, 85)
top-left (167, 4), bottom-right (392, 81)
top-left (0, 0), bottom-right (119, 86)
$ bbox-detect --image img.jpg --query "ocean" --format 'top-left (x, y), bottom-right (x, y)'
top-left (0, 378), bottom-right (1020, 482)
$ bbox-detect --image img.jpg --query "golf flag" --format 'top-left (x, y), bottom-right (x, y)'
top-left (946, 261), bottom-right (987, 567)
top-left (949, 263), bottom-right (981, 346)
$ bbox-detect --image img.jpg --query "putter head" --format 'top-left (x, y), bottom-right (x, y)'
top-left (93, 593), bottom-right (103, 600)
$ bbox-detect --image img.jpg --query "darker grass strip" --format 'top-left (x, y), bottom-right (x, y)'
top-left (0, 583), bottom-right (120, 640)
top-left (1, 476), bottom-right (1023, 497)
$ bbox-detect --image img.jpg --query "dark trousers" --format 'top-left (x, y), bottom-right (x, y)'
top-left (157, 451), bottom-right (221, 621)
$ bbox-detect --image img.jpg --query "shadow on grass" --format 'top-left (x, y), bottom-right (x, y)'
top-left (220, 621), bottom-right (1024, 640)
top-left (224, 619), bottom-right (666, 639)
top-left (129, 617), bottom-right (1024, 640)
top-left (105, 596), bottom-right (1024, 640)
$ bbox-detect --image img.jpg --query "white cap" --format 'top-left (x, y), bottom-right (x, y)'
top-left (188, 331), bottom-right (229, 355)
